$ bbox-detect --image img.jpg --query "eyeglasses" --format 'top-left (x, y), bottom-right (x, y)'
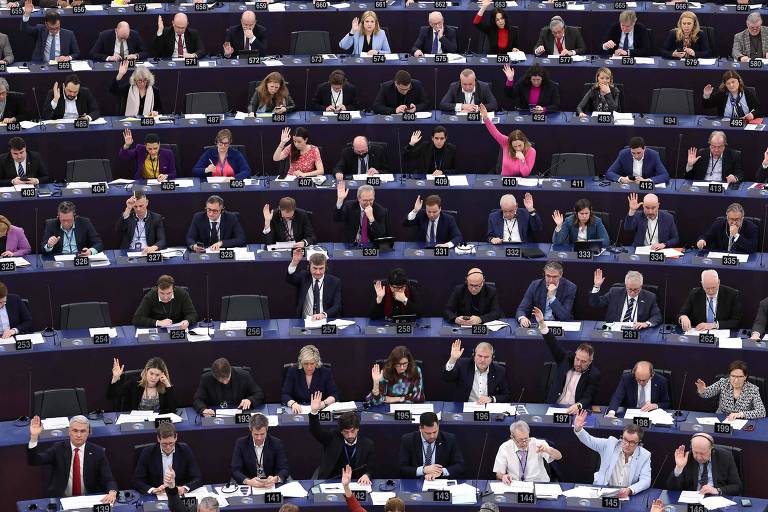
top-left (467, 283), bottom-right (484, 289)
top-left (395, 362), bottom-right (409, 367)
top-left (216, 141), bottom-right (230, 146)
top-left (625, 287), bottom-right (642, 293)
top-left (206, 208), bottom-right (222, 213)
top-left (621, 437), bottom-right (639, 446)
top-left (512, 436), bottom-right (530, 444)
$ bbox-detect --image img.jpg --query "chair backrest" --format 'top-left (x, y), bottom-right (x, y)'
top-left (60, 302), bottom-right (111, 329)
top-left (185, 92), bottom-right (229, 114)
top-left (746, 86), bottom-right (758, 100)
top-left (247, 80), bottom-right (260, 106)
top-left (290, 31), bottom-right (331, 54)
top-left (159, 143), bottom-right (181, 175)
top-left (133, 442), bottom-right (155, 472)
top-left (592, 211), bottom-right (610, 235)
top-left (8, 91), bottom-right (27, 119)
top-left (645, 146), bottom-right (667, 167)
top-left (66, 159), bottom-right (112, 182)
top-left (281, 362), bottom-right (333, 389)
top-left (141, 286), bottom-right (189, 299)
top-left (621, 366), bottom-right (672, 405)
top-left (645, 27), bottom-right (654, 55)
top-left (714, 445), bottom-right (744, 484)
top-left (715, 213), bottom-right (762, 250)
top-left (542, 361), bottom-right (557, 401)
top-left (220, 294), bottom-right (270, 321)
top-left (113, 369), bottom-right (143, 411)
top-left (650, 89), bottom-right (694, 115)
top-left (549, 153), bottom-right (596, 177)
top-left (701, 26), bottom-right (717, 58)
top-left (33, 388), bottom-right (87, 419)
top-left (202, 365), bottom-right (252, 376)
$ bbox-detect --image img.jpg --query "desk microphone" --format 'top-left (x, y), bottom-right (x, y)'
top-left (659, 272), bottom-right (673, 339)
top-left (308, 464), bottom-right (367, 502)
top-left (607, 218), bottom-right (625, 254)
top-left (34, 207), bottom-right (41, 269)
top-left (643, 453), bottom-right (669, 511)
top-left (673, 371), bottom-right (688, 418)
top-left (303, 67), bottom-right (310, 120)
top-left (171, 69), bottom-right (181, 119)
top-left (31, 86), bottom-right (46, 130)
top-left (513, 386), bottom-right (525, 415)
top-left (672, 132), bottom-right (683, 190)
top-left (15, 368), bottom-right (32, 426)
top-left (463, 36), bottom-right (472, 56)
top-left (433, 67), bottom-right (438, 111)
top-left (43, 283), bottom-right (55, 340)
top-left (536, 155), bottom-right (567, 186)
top-left (475, 432), bottom-right (491, 498)
top-left (201, 272), bottom-right (212, 328)
top-left (761, 204), bottom-right (768, 268)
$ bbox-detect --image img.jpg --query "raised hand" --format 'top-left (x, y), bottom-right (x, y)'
top-left (351, 17), bottom-right (360, 33)
top-left (593, 268), bottom-right (605, 288)
top-left (341, 464), bottom-right (353, 491)
top-left (409, 130), bottom-right (422, 146)
top-left (449, 339), bottom-right (464, 363)
top-left (479, 103), bottom-right (489, 120)
top-left (674, 444), bottom-right (689, 470)
top-left (122, 128), bottom-right (133, 147)
top-left (523, 192), bottom-right (534, 211)
top-left (30, 415), bottom-right (43, 439)
top-left (157, 15), bottom-right (164, 32)
top-left (502, 64), bottom-right (514, 82)
top-left (686, 147), bottom-right (701, 168)
top-left (552, 210), bottom-right (564, 229)
top-left (111, 357), bottom-right (124, 383)
top-left (532, 306), bottom-right (544, 324)
top-left (695, 378), bottom-right (706, 393)
top-left (573, 409), bottom-right (588, 431)
top-left (116, 59), bottom-right (130, 80)
top-left (627, 192), bottom-right (642, 212)
top-left (336, 180), bottom-right (349, 202)
top-left (310, 390), bottom-right (323, 413)
top-left (413, 195), bottom-right (423, 212)
top-left (374, 280), bottom-right (385, 301)
top-left (52, 82), bottom-right (60, 102)
top-left (23, 0), bottom-right (33, 15)
top-left (280, 127), bottom-right (291, 144)
top-left (263, 204), bottom-right (273, 223)
top-left (703, 84), bottom-right (713, 98)
top-left (223, 42), bottom-right (233, 57)
top-left (371, 363), bottom-right (382, 384)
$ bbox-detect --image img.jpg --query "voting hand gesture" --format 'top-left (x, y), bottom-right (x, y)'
top-left (111, 357), bottom-right (124, 383)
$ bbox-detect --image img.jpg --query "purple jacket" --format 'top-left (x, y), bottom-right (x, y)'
top-left (118, 145), bottom-right (177, 180)
top-left (4, 225), bottom-right (31, 256)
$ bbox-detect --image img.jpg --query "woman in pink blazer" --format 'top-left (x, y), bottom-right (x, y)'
top-left (0, 215), bottom-right (31, 256)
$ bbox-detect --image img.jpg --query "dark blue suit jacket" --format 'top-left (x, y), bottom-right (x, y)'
top-left (605, 148), bottom-right (669, 184)
top-left (588, 287), bottom-right (662, 325)
top-left (410, 25), bottom-right (458, 54)
top-left (192, 148), bottom-right (252, 181)
top-left (90, 29), bottom-right (148, 61)
top-left (133, 442), bottom-right (202, 494)
top-left (624, 210), bottom-right (679, 247)
top-left (551, 215), bottom-right (610, 247)
top-left (231, 435), bottom-right (290, 483)
top-left (698, 218), bottom-right (758, 254)
top-left (442, 358), bottom-right (510, 403)
top-left (185, 211), bottom-right (246, 248)
top-left (486, 209), bottom-right (542, 242)
top-left (403, 211), bottom-right (463, 246)
top-left (281, 365), bottom-right (339, 405)
top-left (4, 293), bottom-right (33, 334)
top-left (21, 21), bottom-right (80, 63)
top-left (286, 270), bottom-right (342, 318)
top-left (27, 441), bottom-right (117, 498)
top-left (515, 277), bottom-right (577, 321)
top-left (399, 431), bottom-right (465, 478)
top-left (607, 372), bottom-right (671, 412)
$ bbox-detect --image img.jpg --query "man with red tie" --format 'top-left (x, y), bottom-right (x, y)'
top-left (153, 13), bottom-right (206, 59)
top-left (533, 16), bottom-right (587, 57)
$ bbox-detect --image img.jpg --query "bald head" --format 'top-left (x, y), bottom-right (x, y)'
top-left (642, 193), bottom-right (659, 220)
top-left (352, 136), bottom-right (369, 155)
top-left (172, 13), bottom-right (189, 35)
top-left (466, 268), bottom-right (485, 296)
top-left (633, 361), bottom-right (653, 385)
top-left (690, 435), bottom-right (713, 463)
top-left (116, 21), bottom-right (130, 40)
top-left (241, 10), bottom-right (256, 30)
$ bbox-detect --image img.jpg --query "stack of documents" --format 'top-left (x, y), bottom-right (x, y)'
top-left (535, 483), bottom-right (563, 499)
top-left (42, 417), bottom-right (70, 430)
top-left (623, 408), bottom-right (674, 425)
top-left (489, 480), bottom-right (533, 494)
top-left (127, 247), bottom-right (187, 259)
top-left (634, 246), bottom-right (682, 257)
top-left (463, 402), bottom-right (518, 415)
top-left (545, 321), bottom-right (581, 331)
top-left (54, 253), bottom-right (110, 266)
top-left (60, 495), bottom-right (108, 510)
top-left (89, 327), bottom-right (118, 339)
top-left (0, 256), bottom-right (30, 267)
top-left (324, 401), bottom-right (357, 413)
top-left (678, 490), bottom-right (736, 510)
top-left (116, 410), bottom-right (183, 424)
top-left (682, 329), bottom-right (730, 338)
top-left (323, 111), bottom-right (362, 119)
top-left (147, 178), bottom-right (195, 188)
top-left (352, 173), bottom-right (395, 182)
top-left (706, 252), bottom-right (748, 263)
top-left (0, 332), bottom-right (44, 346)
top-left (696, 416), bottom-right (748, 430)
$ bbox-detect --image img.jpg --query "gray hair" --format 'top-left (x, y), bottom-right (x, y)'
top-left (70, 415), bottom-right (89, 428)
top-left (701, 269), bottom-right (719, 282)
top-left (747, 12), bottom-right (762, 24)
top-left (499, 194), bottom-right (517, 207)
top-left (543, 261), bottom-right (564, 275)
top-left (199, 497), bottom-right (220, 511)
top-left (129, 66), bottom-right (156, 88)
top-left (357, 184), bottom-right (375, 198)
top-left (708, 130), bottom-right (727, 144)
top-left (549, 16), bottom-right (565, 30)
top-left (249, 412), bottom-right (270, 430)
top-left (725, 203), bottom-right (744, 216)
top-left (625, 270), bottom-right (643, 285)
top-left (475, 341), bottom-right (494, 355)
top-left (460, 68), bottom-right (475, 80)
top-left (0, 78), bottom-right (9, 92)
top-left (298, 344), bottom-right (322, 366)
top-left (509, 420), bottom-right (530, 436)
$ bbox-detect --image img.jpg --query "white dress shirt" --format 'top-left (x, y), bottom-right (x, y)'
top-left (632, 157), bottom-right (643, 178)
top-left (492, 437), bottom-right (553, 482)
top-left (504, 218), bottom-right (522, 243)
top-left (558, 370), bottom-right (582, 405)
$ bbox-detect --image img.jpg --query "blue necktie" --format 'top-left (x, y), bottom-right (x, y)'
top-left (431, 32), bottom-right (439, 54)
top-left (49, 34), bottom-right (57, 62)
top-left (424, 442), bottom-right (434, 466)
top-left (428, 221), bottom-right (436, 245)
top-left (622, 298), bottom-right (635, 323)
top-left (17, 163), bottom-right (25, 178)
top-left (706, 298), bottom-right (715, 323)
top-left (622, 34), bottom-right (629, 51)
top-left (544, 297), bottom-right (553, 320)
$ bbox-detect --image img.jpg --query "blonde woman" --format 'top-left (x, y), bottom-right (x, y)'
top-left (661, 11), bottom-right (711, 59)
top-left (110, 60), bottom-right (161, 116)
top-left (576, 67), bottom-right (620, 118)
top-left (339, 11), bottom-right (391, 55)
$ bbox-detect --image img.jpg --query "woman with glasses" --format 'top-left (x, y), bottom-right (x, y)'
top-left (370, 268), bottom-right (423, 320)
top-left (110, 60), bottom-right (162, 117)
top-left (192, 128), bottom-right (252, 181)
top-left (366, 345), bottom-right (424, 405)
top-left (696, 360), bottom-right (766, 420)
top-left (107, 356), bottom-right (177, 413)
top-left (493, 420), bottom-right (562, 483)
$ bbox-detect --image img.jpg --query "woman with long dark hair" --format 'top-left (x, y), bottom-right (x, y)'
top-left (366, 345), bottom-right (424, 405)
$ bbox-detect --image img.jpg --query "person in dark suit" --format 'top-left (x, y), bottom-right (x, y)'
top-left (42, 201), bottom-right (103, 256)
top-left (334, 136), bottom-right (390, 179)
top-left (589, 269), bottom-right (662, 328)
top-left (667, 433), bottom-right (742, 496)
top-left (309, 70), bottom-right (360, 112)
top-left (487, 193), bottom-right (542, 244)
top-left (411, 12), bottom-right (458, 56)
top-left (334, 182), bottom-right (389, 245)
top-left (0, 78), bottom-right (26, 123)
top-left (684, 131), bottom-right (743, 183)
top-left (403, 126), bottom-right (457, 176)
top-left (702, 70), bottom-right (761, 120)
top-left (115, 191), bottom-right (167, 253)
top-left (516, 261), bottom-right (577, 328)
top-left (370, 268), bottom-right (423, 320)
top-left (536, 307), bottom-right (601, 414)
top-left (27, 415), bottom-right (118, 502)
top-left (264, 197), bottom-right (316, 247)
top-left (600, 10), bottom-right (652, 57)
top-left (119, 131), bottom-right (175, 181)
top-left (282, 345), bottom-right (339, 412)
top-left (442, 339), bottom-right (509, 403)
top-left (90, 22), bottom-right (148, 61)
top-left (133, 423), bottom-right (202, 495)
top-left (0, 136), bottom-right (49, 186)
top-left (166, 484), bottom-right (218, 512)
top-left (309, 391), bottom-right (375, 483)
top-left (696, 203), bottom-right (758, 254)
top-left (533, 16), bottom-right (587, 56)
top-left (750, 295), bottom-right (768, 340)
top-left (231, 413), bottom-right (290, 485)
top-left (606, 137), bottom-right (669, 184)
top-left (132, 274), bottom-right (198, 330)
top-left (678, 269), bottom-right (742, 331)
top-left (223, 10), bottom-right (267, 58)
top-left (0, 281), bottom-right (33, 336)
top-left (624, 193), bottom-right (679, 249)
top-left (108, 356), bottom-right (177, 413)
top-left (372, 70), bottom-right (431, 114)
top-left (403, 194), bottom-right (463, 247)
top-left (42, 74), bottom-right (101, 121)
top-left (438, 69), bottom-right (498, 113)
top-left (503, 64), bottom-right (561, 113)
top-left (21, 8), bottom-right (80, 63)
top-left (154, 13), bottom-right (206, 58)
top-left (186, 195), bottom-right (246, 251)
top-left (660, 11), bottom-right (711, 59)
top-left (287, 249), bottom-right (342, 319)
top-left (399, 412), bottom-right (465, 479)
top-left (606, 361), bottom-right (671, 417)
top-left (193, 358), bottom-right (265, 416)
top-left (444, 269), bottom-right (503, 325)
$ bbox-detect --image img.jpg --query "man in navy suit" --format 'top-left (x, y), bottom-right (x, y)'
top-left (231, 413), bottom-right (290, 486)
top-left (223, 10), bottom-right (268, 58)
top-left (589, 269), bottom-right (662, 329)
top-left (403, 194), bottom-right (463, 247)
top-left (444, 268), bottom-right (503, 325)
top-left (21, 5), bottom-right (80, 63)
top-left (516, 261), bottom-right (577, 328)
top-left (287, 248), bottom-right (342, 319)
top-left (696, 203), bottom-right (758, 254)
top-left (678, 269), bottom-right (742, 331)
top-left (438, 69), bottom-right (498, 113)
top-left (42, 201), bottom-right (103, 256)
top-left (27, 415), bottom-right (118, 502)
top-left (606, 361), bottom-right (671, 417)
top-left (399, 412), bottom-right (465, 480)
top-left (624, 193), bottom-right (679, 249)
top-left (133, 423), bottom-right (202, 495)
top-left (90, 22), bottom-right (148, 61)
top-left (0, 282), bottom-right (33, 336)
top-left (606, 137), bottom-right (669, 184)
top-left (186, 195), bottom-right (246, 252)
top-left (334, 183), bottom-right (390, 245)
top-left (487, 193), bottom-right (542, 244)
top-left (600, 11), bottom-right (652, 57)
top-left (442, 340), bottom-right (510, 403)
top-left (411, 12), bottom-right (458, 56)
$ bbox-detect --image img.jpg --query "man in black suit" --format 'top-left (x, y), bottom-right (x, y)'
top-left (438, 69), bottom-right (498, 113)
top-left (308, 390), bottom-right (375, 484)
top-left (606, 360), bottom-right (671, 417)
top-left (0, 136), bottom-right (49, 187)
top-left (193, 358), bottom-right (265, 417)
top-left (678, 269), bottom-right (741, 331)
top-left (133, 422), bottom-right (202, 495)
top-left (403, 127), bottom-right (457, 176)
top-left (90, 22), bottom-right (148, 61)
top-left (600, 10), bottom-right (652, 57)
top-left (0, 281), bottom-right (33, 336)
top-left (667, 433), bottom-right (742, 496)
top-left (154, 13), bottom-right (206, 59)
top-left (309, 69), bottom-right (359, 112)
top-left (533, 16), bottom-right (588, 56)
top-left (263, 196), bottom-right (316, 247)
top-left (166, 482), bottom-right (218, 512)
top-left (372, 70), bottom-right (430, 115)
top-left (0, 78), bottom-right (26, 123)
top-left (42, 201), bottom-right (103, 256)
top-left (399, 412), bottom-right (465, 480)
top-left (411, 12), bottom-right (457, 56)
top-left (442, 339), bottom-right (509, 403)
top-left (42, 74), bottom-right (101, 121)
top-left (287, 248), bottom-right (342, 319)
top-left (404, 194), bottom-right (463, 247)
top-left (231, 413), bottom-right (290, 486)
top-left (589, 269), bottom-right (662, 329)
top-left (750, 295), bottom-right (768, 340)
top-left (27, 415), bottom-right (117, 502)
top-left (536, 307), bottom-right (601, 414)
top-left (444, 268), bottom-right (503, 325)
top-left (115, 191), bottom-right (166, 253)
top-left (334, 182), bottom-right (389, 245)
top-left (223, 10), bottom-right (267, 58)
top-left (684, 131), bottom-right (743, 184)
top-left (186, 195), bottom-right (246, 252)
top-left (696, 203), bottom-right (758, 254)
top-left (334, 136), bottom-right (390, 179)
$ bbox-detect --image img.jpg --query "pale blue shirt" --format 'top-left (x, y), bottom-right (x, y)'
top-left (416, 435), bottom-right (449, 477)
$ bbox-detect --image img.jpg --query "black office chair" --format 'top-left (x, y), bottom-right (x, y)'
top-left (548, 153), bottom-right (596, 177)
top-left (281, 362), bottom-right (333, 387)
top-left (701, 26), bottom-right (717, 58)
top-left (33, 388), bottom-right (88, 419)
top-left (60, 302), bottom-right (112, 329)
top-left (201, 365), bottom-right (252, 375)
top-left (246, 80), bottom-right (260, 109)
top-left (542, 361), bottom-right (556, 401)
top-left (477, 27), bottom-right (520, 54)
top-left (593, 211), bottom-right (610, 236)
top-left (714, 445), bottom-right (744, 484)
top-left (112, 369), bottom-right (142, 411)
top-left (220, 295), bottom-right (270, 321)
top-left (160, 143), bottom-right (181, 175)
top-left (715, 214), bottom-right (761, 250)
top-left (650, 89), bottom-right (695, 115)
top-left (581, 82), bottom-right (626, 112)
top-left (715, 374), bottom-right (766, 407)
top-left (646, 145), bottom-right (667, 167)
top-left (289, 31), bottom-right (332, 54)
top-left (185, 92), bottom-right (229, 114)
top-left (133, 443), bottom-right (154, 472)
top-left (7, 91), bottom-right (28, 120)
top-left (66, 159), bottom-right (112, 182)
top-left (644, 27), bottom-right (654, 55)
top-left (621, 367), bottom-right (673, 405)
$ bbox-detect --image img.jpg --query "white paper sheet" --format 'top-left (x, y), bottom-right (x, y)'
top-left (323, 401), bottom-right (357, 413)
top-left (610, 56), bottom-right (653, 64)
top-left (65, 181), bottom-right (107, 189)
top-left (220, 321), bottom-right (247, 330)
top-left (548, 54), bottom-right (587, 61)
top-left (390, 403), bottom-right (434, 413)
top-left (60, 495), bottom-right (108, 510)
top-left (679, 490), bottom-right (703, 503)
top-left (371, 492), bottom-right (396, 505)
top-left (426, 174), bottom-right (469, 186)
top-left (634, 246), bottom-right (684, 257)
top-left (6, 66), bottom-right (31, 73)
top-left (54, 253), bottom-right (109, 262)
top-left (463, 402), bottom-right (517, 414)
top-left (683, 328), bottom-right (730, 338)
top-left (323, 110), bottom-right (362, 119)
top-left (42, 417), bottom-right (70, 429)
top-left (718, 337), bottom-right (743, 349)
top-left (360, 53), bottom-right (400, 61)
top-left (422, 480), bottom-right (458, 491)
top-left (415, 112), bottom-right (433, 119)
top-left (320, 483), bottom-right (345, 493)
top-left (700, 496), bottom-right (738, 510)
top-left (544, 321), bottom-right (581, 331)
top-left (70, 61), bottom-right (93, 71)
top-left (187, 330), bottom-right (212, 342)
top-left (450, 483), bottom-right (478, 504)
top-left (276, 481), bottom-right (307, 497)
top-left (215, 408), bottom-right (242, 417)
top-left (88, 327), bottom-right (118, 338)
top-left (352, 173), bottom-right (395, 182)
top-left (0, 332), bottom-right (44, 346)
top-left (545, 407), bottom-right (571, 416)
top-left (535, 482), bottom-right (563, 498)
top-left (274, 175), bottom-right (296, 182)
top-left (490, 480), bottom-right (534, 494)
top-left (692, 181), bottom-right (727, 188)
top-left (696, 417), bottom-right (748, 429)
top-left (0, 256), bottom-right (30, 267)
top-left (304, 316), bottom-right (328, 328)
top-left (484, 320), bottom-right (510, 332)
top-left (706, 252), bottom-right (748, 262)
top-left (147, 178), bottom-right (195, 188)
top-left (623, 408), bottom-right (674, 425)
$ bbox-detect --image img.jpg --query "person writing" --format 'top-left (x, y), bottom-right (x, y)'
top-left (479, 103), bottom-right (536, 177)
top-left (132, 274), bottom-right (197, 330)
top-left (702, 71), bottom-right (761, 121)
top-left (192, 129), bottom-right (252, 181)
